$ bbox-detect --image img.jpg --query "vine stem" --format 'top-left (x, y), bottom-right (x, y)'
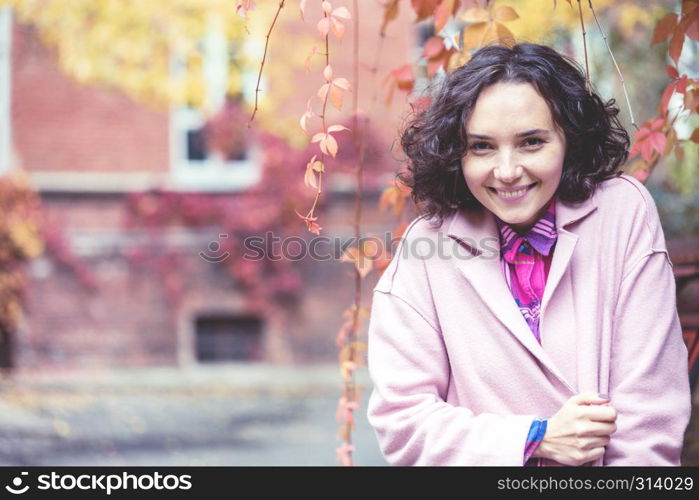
top-left (587, 0), bottom-right (639, 131)
top-left (248, 0), bottom-right (286, 126)
top-left (305, 8), bottom-right (331, 219)
top-left (576, 0), bottom-right (592, 95)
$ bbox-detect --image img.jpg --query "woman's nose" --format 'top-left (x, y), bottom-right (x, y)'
top-left (493, 158), bottom-right (523, 183)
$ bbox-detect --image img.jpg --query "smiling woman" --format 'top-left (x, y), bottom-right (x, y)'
top-left (367, 42), bottom-right (692, 467)
top-left (461, 82), bottom-right (567, 234)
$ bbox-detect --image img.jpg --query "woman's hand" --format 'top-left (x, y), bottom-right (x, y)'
top-left (532, 392), bottom-right (617, 466)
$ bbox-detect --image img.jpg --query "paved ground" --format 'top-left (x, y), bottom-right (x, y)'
top-left (0, 363), bottom-right (697, 466)
top-left (0, 364), bottom-right (387, 466)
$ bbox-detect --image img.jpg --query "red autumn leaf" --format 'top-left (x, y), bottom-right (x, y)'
top-left (666, 64), bottom-right (679, 79)
top-left (335, 443), bottom-right (355, 466)
top-left (423, 36), bottom-right (445, 58)
top-left (434, 0), bottom-right (457, 33)
top-left (427, 49), bottom-right (455, 77)
top-left (690, 127), bottom-right (699, 143)
top-left (658, 75), bottom-right (689, 115)
top-left (391, 64), bottom-right (415, 90)
top-left (629, 118), bottom-right (666, 163)
top-left (668, 27), bottom-right (685, 65)
top-left (294, 210), bottom-right (322, 235)
top-left (631, 168), bottom-right (650, 183)
top-left (383, 64), bottom-right (415, 106)
top-left (679, 5), bottom-right (699, 40)
top-left (409, 95), bottom-right (433, 113)
top-left (652, 12), bottom-right (678, 44)
top-left (411, 0), bottom-right (441, 21)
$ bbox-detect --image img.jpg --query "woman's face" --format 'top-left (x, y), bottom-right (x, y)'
top-left (461, 81), bottom-right (567, 234)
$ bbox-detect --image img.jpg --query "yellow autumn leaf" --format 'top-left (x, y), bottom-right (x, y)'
top-left (462, 22), bottom-right (490, 49)
top-left (460, 7), bottom-right (490, 23)
top-left (493, 5), bottom-right (519, 22)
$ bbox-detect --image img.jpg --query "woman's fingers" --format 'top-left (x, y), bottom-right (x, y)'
top-left (582, 421), bottom-right (617, 437)
top-left (580, 403), bottom-right (618, 423)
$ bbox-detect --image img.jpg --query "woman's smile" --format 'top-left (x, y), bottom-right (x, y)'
top-left (488, 182), bottom-right (538, 201)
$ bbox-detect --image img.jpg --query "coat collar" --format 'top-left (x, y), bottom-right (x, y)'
top-left (445, 193), bottom-right (598, 393)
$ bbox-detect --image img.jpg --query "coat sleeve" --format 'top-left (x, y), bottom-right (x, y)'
top-left (366, 289), bottom-right (539, 465)
top-left (605, 250), bottom-right (692, 465)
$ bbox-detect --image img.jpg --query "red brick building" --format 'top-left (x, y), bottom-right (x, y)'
top-left (3, 8), bottom-right (415, 370)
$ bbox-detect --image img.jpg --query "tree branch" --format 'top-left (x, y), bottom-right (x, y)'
top-left (248, 0), bottom-right (286, 126)
top-left (587, 0), bottom-right (639, 131)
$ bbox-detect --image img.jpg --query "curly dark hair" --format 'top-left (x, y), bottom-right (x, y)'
top-left (398, 42), bottom-right (630, 228)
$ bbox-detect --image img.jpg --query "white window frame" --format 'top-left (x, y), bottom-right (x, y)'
top-left (168, 20), bottom-right (261, 192)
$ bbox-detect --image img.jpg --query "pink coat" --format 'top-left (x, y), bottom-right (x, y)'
top-left (366, 174), bottom-right (692, 466)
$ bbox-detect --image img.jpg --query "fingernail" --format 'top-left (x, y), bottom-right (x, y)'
top-left (598, 393), bottom-right (609, 399)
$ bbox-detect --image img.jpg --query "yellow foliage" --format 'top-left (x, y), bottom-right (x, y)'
top-left (493, 0), bottom-right (667, 44)
top-left (0, 0), bottom-right (312, 141)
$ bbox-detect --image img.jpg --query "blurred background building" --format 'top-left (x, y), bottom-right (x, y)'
top-left (0, 0), bottom-right (697, 466)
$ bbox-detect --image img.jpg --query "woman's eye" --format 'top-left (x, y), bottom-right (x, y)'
top-left (523, 138), bottom-right (545, 147)
top-left (470, 142), bottom-right (490, 151)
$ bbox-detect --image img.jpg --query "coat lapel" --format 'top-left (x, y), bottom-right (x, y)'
top-left (446, 193), bottom-right (597, 393)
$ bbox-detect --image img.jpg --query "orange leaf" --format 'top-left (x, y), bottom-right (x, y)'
top-left (682, 0), bottom-right (699, 16)
top-left (494, 22), bottom-right (516, 46)
top-left (330, 16), bottom-right (346, 39)
top-left (391, 64), bottom-right (415, 90)
top-left (652, 12), bottom-right (678, 44)
top-left (304, 164), bottom-right (318, 189)
top-left (329, 85), bottom-right (344, 109)
top-left (434, 0), bottom-right (456, 33)
top-left (460, 6), bottom-right (490, 23)
top-left (381, 0), bottom-right (400, 33)
top-left (317, 83), bottom-right (329, 102)
top-left (684, 89), bottom-right (699, 113)
top-left (493, 5), bottom-right (519, 22)
top-left (462, 22), bottom-right (489, 49)
top-left (323, 134), bottom-right (338, 157)
top-left (411, 0), bottom-right (440, 21)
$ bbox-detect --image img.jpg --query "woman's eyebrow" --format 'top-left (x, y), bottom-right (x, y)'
top-left (466, 129), bottom-right (550, 139)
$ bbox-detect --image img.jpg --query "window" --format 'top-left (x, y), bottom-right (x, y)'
top-left (168, 22), bottom-right (261, 191)
top-left (194, 314), bottom-right (263, 362)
